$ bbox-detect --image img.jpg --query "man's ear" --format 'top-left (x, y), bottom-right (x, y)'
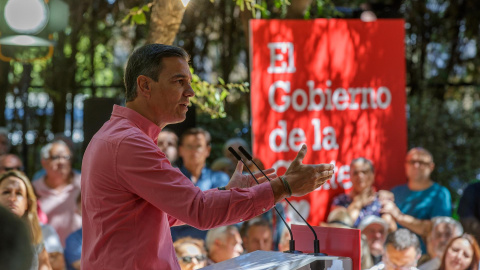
top-left (136, 75), bottom-right (152, 99)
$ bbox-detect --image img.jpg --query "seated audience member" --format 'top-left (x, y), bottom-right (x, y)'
top-left (332, 157), bottom-right (396, 231)
top-left (359, 215), bottom-right (388, 266)
top-left (384, 147), bottom-right (451, 253)
top-left (368, 228), bottom-right (422, 270)
top-left (41, 224), bottom-right (65, 270)
top-left (418, 217), bottom-right (463, 270)
top-left (0, 153), bottom-right (24, 173)
top-left (0, 170), bottom-right (52, 269)
top-left (64, 194), bottom-right (82, 270)
top-left (0, 127), bottom-right (10, 156)
top-left (0, 205), bottom-right (33, 270)
top-left (457, 182), bottom-right (480, 244)
top-left (32, 135), bottom-right (78, 181)
top-left (173, 237), bottom-right (207, 270)
top-left (172, 128), bottom-right (230, 241)
top-left (205, 225), bottom-right (243, 265)
top-left (0, 154), bottom-right (49, 224)
top-left (157, 129), bottom-right (179, 165)
top-left (33, 140), bottom-right (81, 246)
top-left (240, 218), bottom-right (273, 253)
top-left (439, 234), bottom-right (480, 270)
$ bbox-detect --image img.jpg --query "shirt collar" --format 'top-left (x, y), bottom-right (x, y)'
top-left (111, 105), bottom-right (161, 141)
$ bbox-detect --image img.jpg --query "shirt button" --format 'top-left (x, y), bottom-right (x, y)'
top-left (262, 208), bottom-right (266, 212)
top-left (240, 219), bottom-right (243, 222)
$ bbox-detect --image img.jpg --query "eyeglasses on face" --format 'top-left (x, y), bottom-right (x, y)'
top-left (0, 166), bottom-right (24, 172)
top-left (49, 155), bottom-right (71, 161)
top-left (405, 160), bottom-right (431, 166)
top-left (178, 255), bottom-right (206, 263)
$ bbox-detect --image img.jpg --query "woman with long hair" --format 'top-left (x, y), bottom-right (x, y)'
top-left (0, 170), bottom-right (52, 270)
top-left (439, 234), bottom-right (480, 270)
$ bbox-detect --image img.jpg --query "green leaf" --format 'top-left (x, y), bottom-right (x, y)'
top-left (132, 13), bottom-right (147, 25)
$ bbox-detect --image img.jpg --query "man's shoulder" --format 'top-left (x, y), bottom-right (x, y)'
top-left (391, 184), bottom-right (408, 193)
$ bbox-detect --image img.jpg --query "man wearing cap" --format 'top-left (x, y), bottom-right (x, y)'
top-left (359, 215), bottom-right (388, 266)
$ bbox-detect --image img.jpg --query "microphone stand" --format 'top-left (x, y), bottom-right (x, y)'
top-left (227, 147), bottom-right (302, 254)
top-left (238, 146), bottom-right (327, 256)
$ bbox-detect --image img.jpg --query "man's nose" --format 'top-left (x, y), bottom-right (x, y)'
top-left (185, 85), bottom-right (195, 97)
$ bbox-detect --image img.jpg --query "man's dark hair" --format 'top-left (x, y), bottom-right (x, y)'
top-left (124, 44), bottom-right (190, 102)
top-left (179, 127), bottom-right (212, 146)
top-left (240, 218), bottom-right (272, 238)
top-left (385, 228), bottom-right (421, 256)
top-left (0, 206), bottom-right (33, 270)
top-left (350, 157), bottom-right (375, 173)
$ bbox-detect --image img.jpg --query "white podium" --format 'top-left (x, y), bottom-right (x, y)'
top-left (200, 250), bottom-right (352, 270)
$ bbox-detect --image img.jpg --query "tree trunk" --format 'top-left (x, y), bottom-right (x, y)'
top-left (286, 0), bottom-right (312, 19)
top-left (148, 0), bottom-right (186, 45)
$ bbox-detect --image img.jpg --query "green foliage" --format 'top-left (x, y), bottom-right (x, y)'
top-left (122, 3), bottom-right (153, 25)
top-left (190, 68), bottom-right (249, 119)
top-left (234, 0), bottom-right (265, 17)
top-left (407, 93), bottom-right (480, 201)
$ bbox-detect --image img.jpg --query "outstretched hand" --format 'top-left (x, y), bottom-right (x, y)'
top-left (226, 161), bottom-right (277, 190)
top-left (284, 145), bottom-right (334, 197)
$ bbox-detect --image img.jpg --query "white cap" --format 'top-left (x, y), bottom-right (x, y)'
top-left (358, 215), bottom-right (388, 232)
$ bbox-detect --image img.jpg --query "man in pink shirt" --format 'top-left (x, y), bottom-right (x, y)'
top-left (81, 44), bottom-right (335, 270)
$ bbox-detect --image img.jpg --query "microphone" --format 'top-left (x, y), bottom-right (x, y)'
top-left (227, 147), bottom-right (302, 254)
top-left (238, 146), bottom-right (327, 256)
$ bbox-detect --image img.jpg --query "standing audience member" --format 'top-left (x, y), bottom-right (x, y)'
top-left (0, 127), bottom-right (10, 155)
top-left (418, 217), bottom-right (463, 270)
top-left (172, 128), bottom-right (230, 241)
top-left (359, 215), bottom-right (388, 266)
top-left (157, 129), bottom-right (179, 165)
top-left (0, 153), bottom-right (24, 172)
top-left (33, 141), bottom-right (81, 246)
top-left (368, 228), bottom-right (422, 270)
top-left (0, 205), bottom-right (33, 270)
top-left (64, 194), bottom-right (82, 270)
top-left (241, 218), bottom-right (273, 253)
top-left (173, 237), bottom-right (207, 270)
top-left (332, 158), bottom-right (396, 231)
top-left (205, 226), bottom-right (243, 265)
top-left (439, 234), bottom-right (480, 270)
top-left (457, 182), bottom-right (480, 244)
top-left (383, 147), bottom-right (451, 252)
top-left (0, 170), bottom-right (52, 270)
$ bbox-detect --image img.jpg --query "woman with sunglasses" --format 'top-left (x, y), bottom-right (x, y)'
top-left (174, 237), bottom-right (207, 270)
top-left (439, 234), bottom-right (480, 270)
top-left (0, 170), bottom-right (52, 270)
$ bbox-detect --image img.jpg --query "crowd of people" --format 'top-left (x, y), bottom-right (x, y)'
top-left (0, 124), bottom-right (479, 270)
top-left (0, 42), bottom-right (479, 270)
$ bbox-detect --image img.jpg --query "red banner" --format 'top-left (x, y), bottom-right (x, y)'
top-left (250, 19), bottom-right (407, 226)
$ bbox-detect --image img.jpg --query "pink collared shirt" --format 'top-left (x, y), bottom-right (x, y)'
top-left (81, 105), bottom-right (275, 270)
